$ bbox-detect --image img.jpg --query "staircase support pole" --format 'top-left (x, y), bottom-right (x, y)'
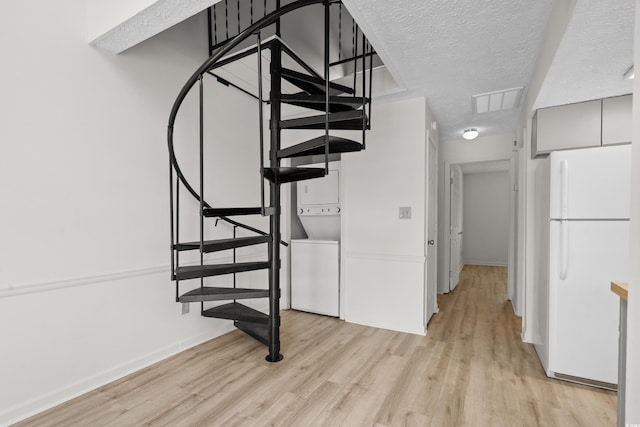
top-left (266, 41), bottom-right (283, 363)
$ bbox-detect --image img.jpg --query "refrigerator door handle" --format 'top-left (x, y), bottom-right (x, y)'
top-left (560, 160), bottom-right (569, 220)
top-left (560, 220), bottom-right (569, 280)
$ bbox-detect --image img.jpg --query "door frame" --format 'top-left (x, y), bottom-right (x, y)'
top-left (441, 158), bottom-right (515, 294)
top-left (425, 134), bottom-right (439, 325)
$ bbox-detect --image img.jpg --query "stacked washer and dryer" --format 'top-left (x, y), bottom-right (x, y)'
top-left (290, 161), bottom-right (341, 317)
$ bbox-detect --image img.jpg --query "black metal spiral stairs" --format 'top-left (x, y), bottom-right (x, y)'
top-left (168, 0), bottom-right (372, 362)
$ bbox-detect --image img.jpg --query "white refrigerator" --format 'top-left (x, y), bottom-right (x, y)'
top-left (534, 144), bottom-right (630, 388)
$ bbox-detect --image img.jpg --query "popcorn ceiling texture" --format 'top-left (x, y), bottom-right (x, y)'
top-left (90, 0), bottom-right (635, 140)
top-left (534, 0), bottom-right (634, 110)
top-left (90, 0), bottom-right (219, 54)
top-left (343, 0), bottom-right (554, 141)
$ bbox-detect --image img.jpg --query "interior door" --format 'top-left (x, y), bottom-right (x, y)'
top-left (449, 165), bottom-right (463, 291)
top-left (426, 137), bottom-right (438, 324)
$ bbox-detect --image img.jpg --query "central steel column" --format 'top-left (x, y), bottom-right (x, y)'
top-left (266, 41), bottom-right (283, 362)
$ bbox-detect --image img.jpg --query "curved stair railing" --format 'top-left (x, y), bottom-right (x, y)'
top-left (168, 0), bottom-right (372, 362)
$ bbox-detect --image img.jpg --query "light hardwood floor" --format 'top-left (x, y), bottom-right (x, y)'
top-left (15, 265), bottom-right (616, 426)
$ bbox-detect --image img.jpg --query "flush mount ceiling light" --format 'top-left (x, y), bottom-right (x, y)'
top-left (624, 65), bottom-right (635, 80)
top-left (462, 128), bottom-right (479, 140)
top-left (472, 87), bottom-right (524, 114)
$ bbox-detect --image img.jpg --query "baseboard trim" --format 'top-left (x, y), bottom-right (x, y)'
top-left (344, 317), bottom-right (426, 337)
top-left (462, 261), bottom-right (508, 267)
top-left (521, 330), bottom-right (533, 343)
top-left (0, 328), bottom-right (232, 426)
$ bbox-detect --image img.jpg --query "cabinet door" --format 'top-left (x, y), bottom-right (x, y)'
top-left (535, 99), bottom-right (602, 155)
top-left (602, 94), bottom-right (632, 146)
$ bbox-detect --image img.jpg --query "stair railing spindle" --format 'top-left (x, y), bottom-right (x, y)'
top-left (207, 7), bottom-right (214, 57)
top-left (368, 39), bottom-right (373, 132)
top-left (225, 0), bottom-right (229, 41)
top-left (338, 3), bottom-right (342, 62)
top-left (199, 75), bottom-right (205, 285)
top-left (175, 174), bottom-right (180, 301)
top-left (169, 159), bottom-right (174, 277)
top-left (237, 0), bottom-right (241, 36)
top-left (351, 16), bottom-right (355, 60)
top-left (324, 0), bottom-right (330, 172)
top-left (213, 6), bottom-right (218, 46)
top-left (233, 226), bottom-right (238, 290)
top-left (276, 0), bottom-right (281, 37)
top-left (257, 31), bottom-right (266, 214)
top-left (361, 33), bottom-right (366, 146)
top-left (352, 25), bottom-right (358, 95)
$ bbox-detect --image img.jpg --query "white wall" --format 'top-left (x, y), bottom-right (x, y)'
top-left (625, 0), bottom-right (640, 421)
top-left (438, 134), bottom-right (514, 294)
top-left (342, 97), bottom-right (430, 335)
top-left (0, 3), bottom-right (265, 424)
top-left (462, 171), bottom-right (510, 266)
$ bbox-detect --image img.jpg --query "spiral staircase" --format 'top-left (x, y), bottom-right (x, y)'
top-left (168, 0), bottom-right (373, 362)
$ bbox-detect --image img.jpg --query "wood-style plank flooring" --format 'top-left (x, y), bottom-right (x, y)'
top-left (15, 265), bottom-right (616, 426)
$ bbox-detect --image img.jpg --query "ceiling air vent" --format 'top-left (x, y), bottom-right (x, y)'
top-left (472, 87), bottom-right (524, 114)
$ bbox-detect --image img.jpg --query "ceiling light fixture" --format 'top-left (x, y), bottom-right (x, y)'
top-left (462, 128), bottom-right (479, 140)
top-left (624, 65), bottom-right (635, 80)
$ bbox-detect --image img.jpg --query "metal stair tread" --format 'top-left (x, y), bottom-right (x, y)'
top-left (178, 286), bottom-right (269, 302)
top-left (175, 261), bottom-right (269, 280)
top-left (174, 235), bottom-right (270, 253)
top-left (235, 321), bottom-right (270, 346)
top-left (281, 68), bottom-right (354, 96)
top-left (263, 167), bottom-right (326, 184)
top-left (277, 136), bottom-right (363, 159)
top-left (202, 302), bottom-right (269, 324)
top-left (281, 93), bottom-right (366, 113)
top-left (279, 110), bottom-right (367, 130)
top-left (203, 207), bottom-right (275, 217)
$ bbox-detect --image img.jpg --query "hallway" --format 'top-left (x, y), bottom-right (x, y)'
top-left (16, 265), bottom-right (615, 426)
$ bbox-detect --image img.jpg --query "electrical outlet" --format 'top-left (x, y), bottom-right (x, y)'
top-left (181, 303), bottom-right (190, 315)
top-left (399, 207), bottom-right (412, 219)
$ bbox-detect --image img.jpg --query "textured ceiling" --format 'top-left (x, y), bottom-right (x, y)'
top-left (534, 0), bottom-right (635, 110)
top-left (344, 0), bottom-right (635, 142)
top-left (92, 0), bottom-right (635, 139)
top-left (90, 0), bottom-right (219, 54)
top-left (343, 0), bottom-right (554, 142)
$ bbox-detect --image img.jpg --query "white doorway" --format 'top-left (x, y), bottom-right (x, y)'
top-left (442, 159), bottom-right (512, 293)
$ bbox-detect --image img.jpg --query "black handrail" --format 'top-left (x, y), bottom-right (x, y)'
top-left (168, 0), bottom-right (333, 244)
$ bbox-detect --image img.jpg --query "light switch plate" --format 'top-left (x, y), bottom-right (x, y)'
top-left (399, 207), bottom-right (412, 219)
top-left (182, 303), bottom-right (190, 315)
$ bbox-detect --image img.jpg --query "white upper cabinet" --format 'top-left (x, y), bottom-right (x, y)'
top-left (602, 95), bottom-right (633, 146)
top-left (532, 95), bottom-right (633, 158)
top-left (533, 100), bottom-right (602, 157)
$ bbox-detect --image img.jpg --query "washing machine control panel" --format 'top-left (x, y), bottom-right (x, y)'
top-left (299, 206), bottom-right (340, 215)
